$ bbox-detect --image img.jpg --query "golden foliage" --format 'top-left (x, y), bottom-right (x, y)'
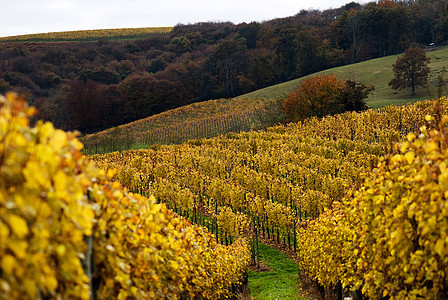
top-left (0, 92), bottom-right (92, 299)
top-left (92, 97), bottom-right (448, 298)
top-left (283, 74), bottom-right (344, 122)
top-left (0, 93), bottom-right (250, 299)
top-left (298, 105), bottom-right (448, 299)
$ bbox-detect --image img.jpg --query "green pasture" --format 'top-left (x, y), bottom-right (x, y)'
top-left (238, 46), bottom-right (448, 109)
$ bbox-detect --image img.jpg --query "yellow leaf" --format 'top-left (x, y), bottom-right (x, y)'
top-left (53, 170), bottom-right (68, 192)
top-left (24, 278), bottom-right (37, 297)
top-left (391, 154), bottom-right (402, 163)
top-left (1, 255), bottom-right (16, 274)
top-left (39, 122), bottom-right (55, 140)
top-left (118, 291), bottom-right (129, 300)
top-left (407, 132), bottom-right (416, 142)
top-left (434, 238), bottom-right (445, 256)
top-left (56, 245), bottom-right (66, 256)
top-left (8, 214), bottom-right (29, 238)
top-left (400, 142), bottom-right (409, 153)
top-left (151, 274), bottom-right (159, 282)
top-left (51, 130), bottom-right (67, 152)
top-left (8, 240), bottom-right (28, 259)
top-left (424, 142), bottom-right (438, 154)
top-left (404, 152), bottom-right (415, 165)
top-left (107, 168), bottom-right (118, 180)
top-left (441, 115), bottom-right (448, 126)
top-left (23, 161), bottom-right (49, 190)
top-left (439, 172), bottom-right (448, 191)
top-left (0, 221), bottom-right (10, 238)
top-left (45, 275), bottom-right (58, 291)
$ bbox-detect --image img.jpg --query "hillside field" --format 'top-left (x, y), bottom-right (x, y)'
top-left (3, 91), bottom-right (448, 298)
top-left (82, 46), bottom-right (448, 153)
top-left (3, 1), bottom-right (448, 297)
top-left (80, 97), bottom-right (284, 153)
top-left (92, 98), bottom-right (448, 299)
top-left (0, 27), bottom-right (172, 42)
top-left (238, 46), bottom-right (448, 109)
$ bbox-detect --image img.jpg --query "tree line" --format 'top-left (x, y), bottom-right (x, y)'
top-left (0, 0), bottom-right (447, 134)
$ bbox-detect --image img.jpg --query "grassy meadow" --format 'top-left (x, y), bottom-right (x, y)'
top-left (238, 46), bottom-right (448, 109)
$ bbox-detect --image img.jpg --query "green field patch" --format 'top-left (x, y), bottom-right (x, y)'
top-left (248, 243), bottom-right (306, 300)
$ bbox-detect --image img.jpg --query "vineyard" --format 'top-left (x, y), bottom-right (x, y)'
top-left (80, 97), bottom-right (284, 154)
top-left (3, 89), bottom-right (448, 299)
top-left (0, 93), bottom-right (250, 299)
top-left (0, 27), bottom-right (172, 42)
top-left (91, 98), bottom-right (448, 298)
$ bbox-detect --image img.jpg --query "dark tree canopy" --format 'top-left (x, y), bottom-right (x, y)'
top-left (388, 47), bottom-right (431, 96)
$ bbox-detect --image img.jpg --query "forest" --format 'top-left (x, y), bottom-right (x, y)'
top-left (0, 0), bottom-right (447, 134)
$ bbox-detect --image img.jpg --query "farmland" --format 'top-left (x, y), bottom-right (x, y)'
top-left (0, 27), bottom-right (172, 42)
top-left (80, 97), bottom-right (284, 154)
top-left (3, 73), bottom-right (448, 299)
top-left (81, 45), bottom-right (448, 154)
top-left (91, 98), bottom-right (448, 298)
top-left (2, 0), bottom-right (448, 298)
top-left (0, 93), bottom-right (250, 299)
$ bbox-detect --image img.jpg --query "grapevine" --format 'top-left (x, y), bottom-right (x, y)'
top-left (0, 93), bottom-right (251, 299)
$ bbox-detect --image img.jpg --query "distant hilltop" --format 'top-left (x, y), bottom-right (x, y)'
top-left (0, 27), bottom-right (173, 42)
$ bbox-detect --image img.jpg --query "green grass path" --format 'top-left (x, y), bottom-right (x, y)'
top-left (248, 243), bottom-right (307, 300)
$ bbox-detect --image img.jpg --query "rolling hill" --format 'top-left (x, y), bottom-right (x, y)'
top-left (238, 45), bottom-right (448, 109)
top-left (0, 27), bottom-right (172, 42)
top-left (82, 46), bottom-right (448, 153)
top-left (80, 97), bottom-right (284, 154)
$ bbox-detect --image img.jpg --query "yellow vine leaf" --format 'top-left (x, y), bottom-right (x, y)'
top-left (7, 215), bottom-right (29, 239)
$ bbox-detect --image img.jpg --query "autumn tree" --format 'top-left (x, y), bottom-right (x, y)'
top-left (274, 21), bottom-right (300, 80)
top-left (65, 80), bottom-right (105, 133)
top-left (117, 74), bottom-right (182, 122)
top-left (295, 29), bottom-right (325, 76)
top-left (338, 7), bottom-right (365, 63)
top-left (208, 39), bottom-right (247, 98)
top-left (237, 21), bottom-right (261, 49)
top-left (388, 47), bottom-right (431, 96)
top-left (283, 74), bottom-right (373, 123)
top-left (283, 75), bottom-right (344, 122)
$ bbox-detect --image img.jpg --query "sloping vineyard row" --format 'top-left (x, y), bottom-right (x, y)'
top-left (91, 131), bottom-right (375, 245)
top-left (81, 99), bottom-right (283, 154)
top-left (280, 100), bottom-right (441, 143)
top-left (91, 98), bottom-right (448, 299)
top-left (298, 118), bottom-right (448, 299)
top-left (0, 93), bottom-right (250, 300)
top-left (90, 105), bottom-right (394, 245)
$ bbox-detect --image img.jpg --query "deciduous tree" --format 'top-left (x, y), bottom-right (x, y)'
top-left (388, 47), bottom-right (431, 96)
top-left (283, 74), bottom-right (344, 122)
top-left (336, 79), bottom-right (374, 112)
top-left (283, 75), bottom-right (373, 123)
top-left (65, 80), bottom-right (105, 133)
